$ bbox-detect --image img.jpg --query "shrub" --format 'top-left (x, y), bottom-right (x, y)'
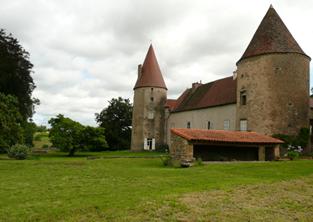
top-left (34, 134), bottom-right (42, 141)
top-left (287, 150), bottom-right (300, 160)
top-left (195, 157), bottom-right (203, 166)
top-left (42, 144), bottom-right (49, 149)
top-left (160, 156), bottom-right (180, 167)
top-left (273, 128), bottom-right (309, 157)
top-left (7, 144), bottom-right (30, 160)
top-left (286, 145), bottom-right (302, 160)
top-left (156, 144), bottom-right (169, 153)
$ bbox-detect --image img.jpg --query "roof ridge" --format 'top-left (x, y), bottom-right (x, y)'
top-left (172, 76), bottom-right (236, 112)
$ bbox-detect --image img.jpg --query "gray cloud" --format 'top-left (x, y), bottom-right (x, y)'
top-left (0, 0), bottom-right (312, 126)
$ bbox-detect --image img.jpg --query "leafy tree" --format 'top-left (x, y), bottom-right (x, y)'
top-left (36, 125), bottom-right (47, 132)
top-left (95, 97), bottom-right (132, 150)
top-left (80, 126), bottom-right (108, 151)
top-left (0, 93), bottom-right (24, 152)
top-left (22, 121), bottom-right (37, 147)
top-left (0, 29), bottom-right (39, 119)
top-left (48, 114), bottom-right (84, 156)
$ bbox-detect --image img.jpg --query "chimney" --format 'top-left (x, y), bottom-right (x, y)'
top-left (191, 81), bottom-right (202, 92)
top-left (138, 64), bottom-right (142, 77)
top-left (233, 70), bottom-right (237, 80)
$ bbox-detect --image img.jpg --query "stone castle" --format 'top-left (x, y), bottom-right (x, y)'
top-left (130, 6), bottom-right (312, 159)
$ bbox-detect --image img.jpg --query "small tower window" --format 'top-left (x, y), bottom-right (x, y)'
top-left (207, 121), bottom-right (211, 129)
top-left (187, 121), bottom-right (191, 129)
top-left (150, 97), bottom-right (154, 102)
top-left (148, 111), bottom-right (154, 119)
top-left (240, 90), bottom-right (247, 105)
top-left (151, 88), bottom-right (153, 91)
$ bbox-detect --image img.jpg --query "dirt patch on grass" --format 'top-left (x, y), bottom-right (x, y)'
top-left (180, 176), bottom-right (313, 221)
top-left (128, 175), bottom-right (313, 222)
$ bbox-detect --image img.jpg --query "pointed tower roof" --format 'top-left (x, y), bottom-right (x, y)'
top-left (134, 44), bottom-right (167, 90)
top-left (237, 5), bottom-right (309, 64)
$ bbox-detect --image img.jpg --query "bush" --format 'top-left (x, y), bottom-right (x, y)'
top-left (160, 156), bottom-right (180, 167)
top-left (287, 150), bottom-right (300, 160)
top-left (195, 157), bottom-right (203, 166)
top-left (34, 134), bottom-right (42, 141)
top-left (273, 128), bottom-right (310, 148)
top-left (286, 145), bottom-right (302, 160)
top-left (273, 128), bottom-right (309, 156)
top-left (156, 144), bottom-right (169, 153)
top-left (7, 144), bottom-right (30, 160)
top-left (42, 144), bottom-right (49, 149)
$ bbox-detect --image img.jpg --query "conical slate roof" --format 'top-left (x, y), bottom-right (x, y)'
top-left (134, 44), bottom-right (167, 90)
top-left (237, 5), bottom-right (309, 64)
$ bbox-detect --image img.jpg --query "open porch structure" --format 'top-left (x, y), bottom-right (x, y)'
top-left (170, 128), bottom-right (283, 162)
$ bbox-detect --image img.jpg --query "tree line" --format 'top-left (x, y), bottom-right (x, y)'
top-left (49, 97), bottom-right (132, 156)
top-left (0, 29), bottom-right (133, 156)
top-left (0, 29), bottom-right (38, 152)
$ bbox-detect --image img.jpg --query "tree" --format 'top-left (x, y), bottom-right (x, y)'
top-left (48, 114), bottom-right (84, 156)
top-left (0, 93), bottom-right (24, 152)
top-left (95, 97), bottom-right (132, 150)
top-left (0, 29), bottom-right (39, 119)
top-left (80, 126), bottom-right (108, 151)
top-left (22, 121), bottom-right (37, 147)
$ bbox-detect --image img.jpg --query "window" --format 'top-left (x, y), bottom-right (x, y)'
top-left (187, 121), bottom-right (191, 129)
top-left (148, 111), bottom-right (154, 119)
top-left (151, 88), bottom-right (154, 91)
top-left (144, 138), bottom-right (155, 150)
top-left (240, 90), bottom-right (247, 105)
top-left (207, 121), bottom-right (211, 129)
top-left (240, 119), bottom-right (248, 131)
top-left (147, 138), bottom-right (152, 149)
top-left (224, 119), bottom-right (230, 130)
top-left (150, 97), bottom-right (154, 102)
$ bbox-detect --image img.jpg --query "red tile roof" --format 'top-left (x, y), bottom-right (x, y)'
top-left (237, 5), bottom-right (309, 64)
top-left (171, 128), bottom-right (283, 144)
top-left (134, 44), bottom-right (167, 90)
top-left (165, 99), bottom-right (177, 111)
top-left (172, 76), bottom-right (236, 112)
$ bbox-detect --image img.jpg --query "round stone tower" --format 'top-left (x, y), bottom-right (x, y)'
top-left (131, 45), bottom-right (167, 151)
top-left (236, 5), bottom-right (311, 136)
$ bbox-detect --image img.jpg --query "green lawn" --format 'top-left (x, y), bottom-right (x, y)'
top-left (32, 132), bottom-right (52, 149)
top-left (0, 152), bottom-right (313, 221)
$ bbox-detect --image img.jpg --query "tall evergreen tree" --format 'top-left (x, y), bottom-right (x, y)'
top-left (0, 29), bottom-right (39, 119)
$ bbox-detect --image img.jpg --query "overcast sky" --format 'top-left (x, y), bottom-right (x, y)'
top-left (1, 0), bottom-right (312, 126)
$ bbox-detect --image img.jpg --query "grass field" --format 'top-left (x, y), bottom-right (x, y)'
top-left (0, 152), bottom-right (313, 221)
top-left (32, 132), bottom-right (52, 149)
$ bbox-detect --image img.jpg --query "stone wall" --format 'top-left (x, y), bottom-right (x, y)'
top-left (236, 53), bottom-right (310, 136)
top-left (170, 133), bottom-right (194, 162)
top-left (131, 87), bottom-right (167, 151)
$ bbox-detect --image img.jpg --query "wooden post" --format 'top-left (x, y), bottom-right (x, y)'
top-left (258, 145), bottom-right (265, 161)
top-left (274, 144), bottom-right (280, 159)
